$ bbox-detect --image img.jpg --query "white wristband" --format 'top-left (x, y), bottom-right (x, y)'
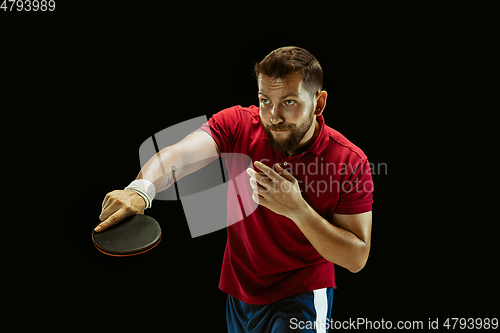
top-left (124, 179), bottom-right (156, 209)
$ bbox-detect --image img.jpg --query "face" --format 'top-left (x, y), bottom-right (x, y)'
top-left (257, 72), bottom-right (319, 154)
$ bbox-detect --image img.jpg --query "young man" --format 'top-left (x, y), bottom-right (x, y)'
top-left (97, 46), bottom-right (373, 332)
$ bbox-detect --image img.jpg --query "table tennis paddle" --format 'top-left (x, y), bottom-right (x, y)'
top-left (92, 214), bottom-right (162, 257)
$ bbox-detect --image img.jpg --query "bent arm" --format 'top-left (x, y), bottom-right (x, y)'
top-left (137, 129), bottom-right (220, 194)
top-left (291, 207), bottom-right (372, 273)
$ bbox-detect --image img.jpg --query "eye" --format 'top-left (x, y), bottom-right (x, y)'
top-left (262, 99), bottom-right (271, 105)
top-left (285, 100), bottom-right (296, 106)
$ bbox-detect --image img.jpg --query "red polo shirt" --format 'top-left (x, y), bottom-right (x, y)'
top-left (201, 105), bottom-right (373, 305)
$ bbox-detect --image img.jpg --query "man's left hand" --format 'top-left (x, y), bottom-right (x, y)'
top-left (247, 161), bottom-right (307, 220)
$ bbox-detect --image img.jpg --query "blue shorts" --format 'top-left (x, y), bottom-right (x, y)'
top-left (226, 288), bottom-right (334, 333)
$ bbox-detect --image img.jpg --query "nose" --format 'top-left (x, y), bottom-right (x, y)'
top-left (269, 106), bottom-right (284, 125)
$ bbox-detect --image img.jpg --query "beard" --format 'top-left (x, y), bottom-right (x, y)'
top-left (262, 107), bottom-right (315, 153)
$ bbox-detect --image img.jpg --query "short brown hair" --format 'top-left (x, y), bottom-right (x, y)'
top-left (254, 46), bottom-right (323, 96)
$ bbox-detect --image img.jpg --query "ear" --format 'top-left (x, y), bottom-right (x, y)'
top-left (314, 90), bottom-right (328, 116)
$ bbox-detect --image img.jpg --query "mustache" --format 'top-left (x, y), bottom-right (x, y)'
top-left (267, 124), bottom-right (296, 131)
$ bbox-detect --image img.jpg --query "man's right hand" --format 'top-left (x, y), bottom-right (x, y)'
top-left (95, 190), bottom-right (146, 232)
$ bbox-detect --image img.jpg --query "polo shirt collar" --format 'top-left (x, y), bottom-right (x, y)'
top-left (307, 114), bottom-right (329, 155)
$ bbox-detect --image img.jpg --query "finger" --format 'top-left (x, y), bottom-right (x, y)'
top-left (249, 177), bottom-right (257, 190)
top-left (249, 178), bottom-right (266, 198)
top-left (251, 191), bottom-right (266, 205)
top-left (254, 161), bottom-right (284, 182)
top-left (253, 172), bottom-right (272, 189)
top-left (275, 163), bottom-right (296, 182)
top-left (101, 192), bottom-right (112, 212)
top-left (247, 167), bottom-right (272, 188)
top-left (101, 190), bottom-right (119, 213)
top-left (94, 208), bottom-right (132, 232)
top-left (95, 213), bottom-right (119, 232)
top-left (250, 178), bottom-right (270, 198)
top-left (99, 199), bottom-right (122, 222)
top-left (99, 205), bottom-right (113, 223)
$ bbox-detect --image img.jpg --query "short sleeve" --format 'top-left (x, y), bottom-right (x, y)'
top-left (200, 106), bottom-right (241, 154)
top-left (334, 159), bottom-right (373, 214)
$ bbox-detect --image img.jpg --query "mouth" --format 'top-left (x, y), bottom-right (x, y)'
top-left (270, 127), bottom-right (292, 132)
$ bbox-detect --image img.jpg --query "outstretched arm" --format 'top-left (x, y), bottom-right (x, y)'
top-left (96, 130), bottom-right (219, 232)
top-left (137, 129), bottom-right (220, 192)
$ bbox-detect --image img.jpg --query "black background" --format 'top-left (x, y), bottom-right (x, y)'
top-left (3, 3), bottom-right (496, 331)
